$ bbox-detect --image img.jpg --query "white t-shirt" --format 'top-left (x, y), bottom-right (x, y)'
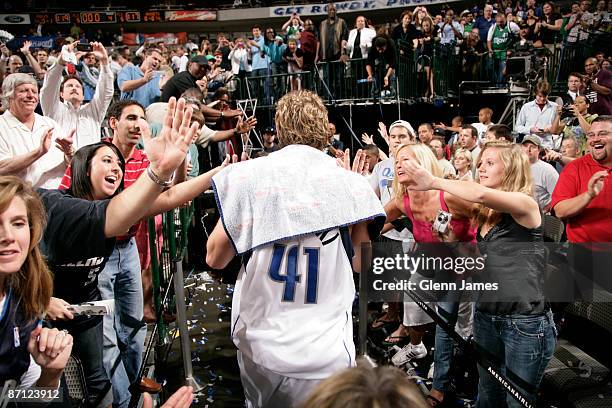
top-left (171, 55), bottom-right (189, 72)
top-left (231, 229), bottom-right (355, 379)
top-left (0, 111), bottom-right (65, 189)
top-left (530, 160), bottom-right (559, 210)
top-left (370, 158), bottom-right (414, 242)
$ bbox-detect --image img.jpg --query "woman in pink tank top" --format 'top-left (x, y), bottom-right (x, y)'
top-left (383, 143), bottom-right (476, 406)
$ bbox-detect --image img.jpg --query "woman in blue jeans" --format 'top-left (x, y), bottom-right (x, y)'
top-left (402, 140), bottom-right (556, 407)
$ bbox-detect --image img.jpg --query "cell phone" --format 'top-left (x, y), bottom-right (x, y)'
top-left (76, 42), bottom-right (93, 52)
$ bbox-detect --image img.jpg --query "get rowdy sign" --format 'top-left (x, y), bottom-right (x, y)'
top-left (270, 0), bottom-right (459, 17)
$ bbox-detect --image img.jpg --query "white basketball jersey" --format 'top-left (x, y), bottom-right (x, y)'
top-left (230, 227), bottom-right (356, 380)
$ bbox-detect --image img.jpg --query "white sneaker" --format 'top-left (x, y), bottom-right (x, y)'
top-left (391, 342), bottom-right (427, 366)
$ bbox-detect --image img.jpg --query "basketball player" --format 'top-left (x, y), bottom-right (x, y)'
top-left (206, 90), bottom-right (385, 407)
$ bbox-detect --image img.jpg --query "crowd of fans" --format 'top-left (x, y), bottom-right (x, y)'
top-left (0, 1), bottom-right (611, 408)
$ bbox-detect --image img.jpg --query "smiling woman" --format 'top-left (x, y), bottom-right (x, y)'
top-left (0, 176), bottom-right (73, 393)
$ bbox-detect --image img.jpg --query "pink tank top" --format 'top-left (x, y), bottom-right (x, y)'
top-left (403, 191), bottom-right (476, 243)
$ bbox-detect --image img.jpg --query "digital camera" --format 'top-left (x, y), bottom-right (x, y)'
top-left (433, 210), bottom-right (452, 234)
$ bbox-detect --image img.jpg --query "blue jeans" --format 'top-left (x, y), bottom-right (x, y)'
top-left (432, 295), bottom-right (473, 392)
top-left (474, 310), bottom-right (556, 408)
top-left (70, 318), bottom-right (114, 408)
top-left (98, 238), bottom-right (146, 408)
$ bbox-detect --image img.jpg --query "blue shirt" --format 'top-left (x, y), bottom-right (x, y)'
top-left (473, 16), bottom-right (494, 44)
top-left (117, 64), bottom-right (161, 108)
top-left (250, 35), bottom-right (270, 71)
top-left (267, 42), bottom-right (287, 65)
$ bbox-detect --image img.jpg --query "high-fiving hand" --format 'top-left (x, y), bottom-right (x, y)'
top-left (144, 97), bottom-right (199, 182)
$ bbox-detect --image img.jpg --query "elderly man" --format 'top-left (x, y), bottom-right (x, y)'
top-left (118, 47), bottom-right (169, 108)
top-left (0, 74), bottom-right (71, 188)
top-left (40, 41), bottom-right (113, 150)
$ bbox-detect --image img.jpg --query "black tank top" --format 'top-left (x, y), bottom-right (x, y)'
top-left (476, 213), bottom-right (547, 316)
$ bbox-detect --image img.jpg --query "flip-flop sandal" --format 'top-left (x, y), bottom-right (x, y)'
top-left (381, 335), bottom-right (410, 347)
top-left (426, 395), bottom-right (443, 407)
top-left (371, 315), bottom-right (399, 330)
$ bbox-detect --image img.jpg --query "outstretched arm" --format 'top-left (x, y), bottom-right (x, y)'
top-left (104, 98), bottom-right (198, 237)
top-left (402, 160), bottom-right (540, 228)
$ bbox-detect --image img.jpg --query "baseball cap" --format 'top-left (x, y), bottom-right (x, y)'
top-left (521, 134), bottom-right (542, 147)
top-left (389, 120), bottom-right (416, 138)
top-left (190, 55), bottom-right (208, 65)
top-left (263, 126), bottom-right (276, 134)
top-left (205, 55), bottom-right (215, 61)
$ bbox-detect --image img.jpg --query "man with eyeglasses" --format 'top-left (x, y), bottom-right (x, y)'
top-left (552, 116), bottom-right (611, 242)
top-left (582, 57), bottom-right (612, 115)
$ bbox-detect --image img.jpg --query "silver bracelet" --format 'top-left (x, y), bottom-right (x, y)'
top-left (147, 166), bottom-right (173, 188)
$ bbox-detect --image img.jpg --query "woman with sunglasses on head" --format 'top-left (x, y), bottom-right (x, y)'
top-left (401, 141), bottom-right (556, 407)
top-left (0, 176), bottom-right (73, 398)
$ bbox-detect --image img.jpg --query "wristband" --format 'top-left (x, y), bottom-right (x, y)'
top-left (147, 166), bottom-right (174, 188)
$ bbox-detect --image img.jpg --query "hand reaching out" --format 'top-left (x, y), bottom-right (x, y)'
top-left (144, 97), bottom-right (199, 181)
top-left (377, 122), bottom-right (389, 146)
top-left (361, 133), bottom-right (374, 145)
top-left (20, 40), bottom-right (32, 55)
top-left (235, 116), bottom-right (257, 134)
top-left (402, 158), bottom-right (436, 190)
top-left (336, 149), bottom-right (367, 175)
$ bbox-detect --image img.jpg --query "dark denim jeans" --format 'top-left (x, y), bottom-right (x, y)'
top-left (474, 309), bottom-right (556, 408)
top-left (432, 299), bottom-right (473, 392)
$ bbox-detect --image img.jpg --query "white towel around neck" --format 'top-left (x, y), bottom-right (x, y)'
top-left (212, 144), bottom-right (386, 254)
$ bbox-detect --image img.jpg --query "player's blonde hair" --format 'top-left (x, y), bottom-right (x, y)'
top-left (275, 90), bottom-right (329, 151)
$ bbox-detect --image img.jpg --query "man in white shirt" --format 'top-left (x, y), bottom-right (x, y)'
top-left (515, 80), bottom-right (559, 149)
top-left (471, 107), bottom-right (494, 142)
top-left (171, 47), bottom-right (189, 73)
top-left (521, 134), bottom-right (559, 212)
top-left (0, 74), bottom-right (70, 189)
top-left (40, 41), bottom-right (114, 150)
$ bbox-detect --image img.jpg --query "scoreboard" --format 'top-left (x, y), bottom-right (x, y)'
top-left (33, 10), bottom-right (158, 25)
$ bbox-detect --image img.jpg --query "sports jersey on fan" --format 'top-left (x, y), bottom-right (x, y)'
top-left (231, 227), bottom-right (355, 380)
